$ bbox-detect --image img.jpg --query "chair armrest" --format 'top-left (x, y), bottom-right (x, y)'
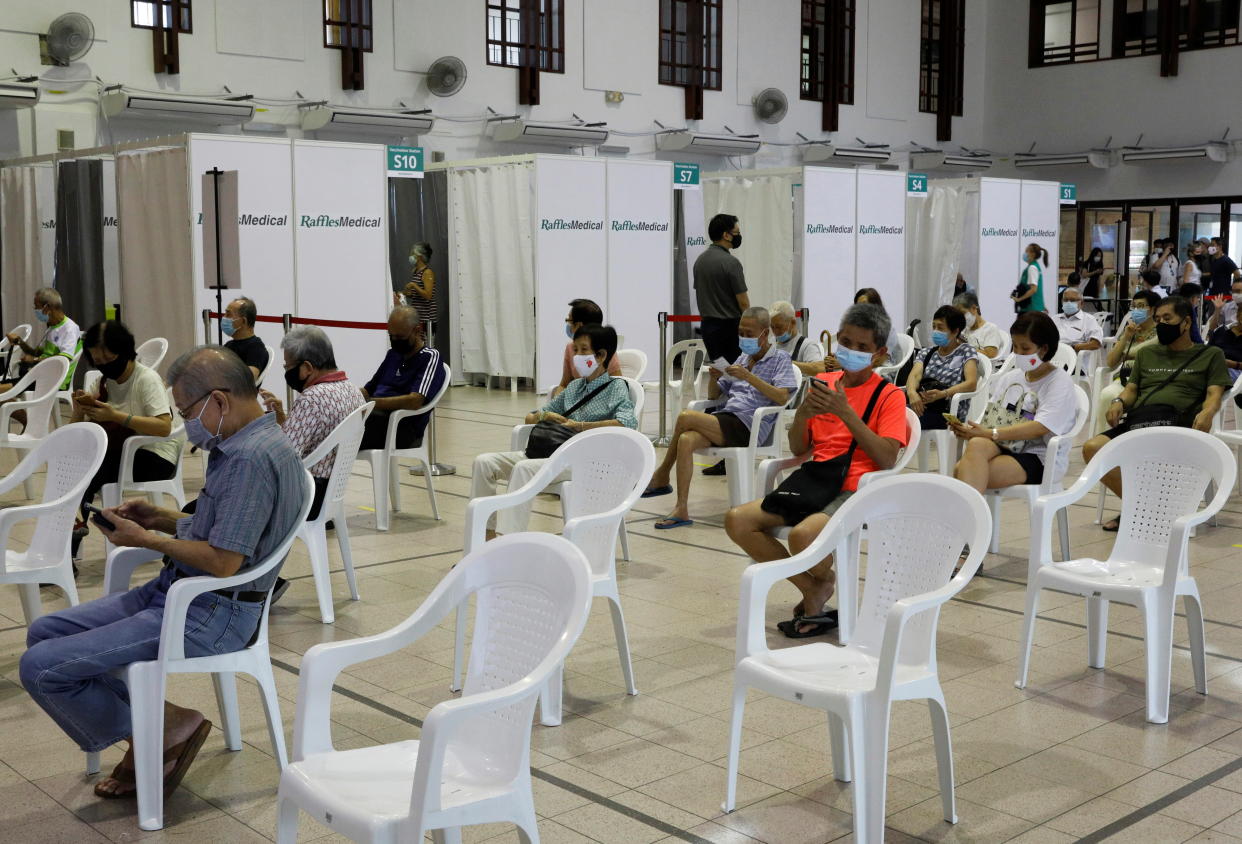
top-left (462, 457), bottom-right (565, 551)
top-left (756, 451), bottom-right (811, 496)
top-left (103, 546), bottom-right (165, 595)
top-left (0, 369), bottom-right (37, 402)
top-left (748, 404), bottom-right (783, 449)
top-left (511, 424), bottom-right (533, 452)
top-left (117, 428), bottom-right (183, 488)
top-left (0, 504), bottom-right (72, 568)
top-left (383, 404), bottom-right (436, 451)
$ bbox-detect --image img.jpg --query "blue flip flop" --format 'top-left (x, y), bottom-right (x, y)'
top-left (654, 516), bottom-right (694, 530)
top-left (641, 484), bottom-right (673, 498)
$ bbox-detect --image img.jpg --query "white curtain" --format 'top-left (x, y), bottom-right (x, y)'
top-left (116, 146), bottom-right (196, 369)
top-left (906, 183), bottom-right (969, 335)
top-left (0, 165), bottom-right (45, 329)
top-left (450, 162), bottom-right (535, 379)
top-left (703, 172), bottom-right (797, 309)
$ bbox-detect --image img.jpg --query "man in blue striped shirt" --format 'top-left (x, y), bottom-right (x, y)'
top-left (360, 306), bottom-right (446, 450)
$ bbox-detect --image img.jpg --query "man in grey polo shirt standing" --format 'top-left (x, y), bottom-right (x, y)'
top-left (21, 346), bottom-right (308, 802)
top-left (695, 213), bottom-right (750, 362)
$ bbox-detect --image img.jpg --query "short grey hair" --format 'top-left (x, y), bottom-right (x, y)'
top-left (168, 345), bottom-right (259, 401)
top-left (741, 306), bottom-right (771, 329)
top-left (840, 303), bottom-right (891, 349)
top-left (34, 287), bottom-right (61, 308)
top-left (389, 305), bottom-right (421, 332)
top-left (281, 326), bottom-right (337, 370)
top-left (953, 291), bottom-right (980, 311)
top-left (768, 300), bottom-right (796, 321)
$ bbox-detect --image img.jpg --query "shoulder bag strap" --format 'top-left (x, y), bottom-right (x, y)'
top-left (562, 378), bottom-right (616, 420)
top-left (1130, 345), bottom-right (1211, 411)
top-left (839, 379), bottom-right (889, 463)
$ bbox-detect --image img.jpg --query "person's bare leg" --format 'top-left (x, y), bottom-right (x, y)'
top-left (725, 500), bottom-right (789, 562)
top-left (661, 430), bottom-right (708, 522)
top-left (954, 437), bottom-right (1001, 493)
top-left (649, 411), bottom-right (726, 490)
top-left (94, 702), bottom-right (205, 796)
top-left (785, 514), bottom-right (836, 629)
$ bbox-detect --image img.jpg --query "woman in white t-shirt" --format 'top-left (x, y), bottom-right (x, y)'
top-left (71, 321), bottom-right (181, 551)
top-left (953, 291), bottom-right (1006, 361)
top-left (948, 312), bottom-right (1078, 492)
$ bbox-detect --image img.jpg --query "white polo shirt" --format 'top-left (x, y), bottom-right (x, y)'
top-left (1052, 311), bottom-right (1104, 346)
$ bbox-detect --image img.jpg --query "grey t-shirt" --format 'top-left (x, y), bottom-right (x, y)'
top-left (693, 244), bottom-right (747, 319)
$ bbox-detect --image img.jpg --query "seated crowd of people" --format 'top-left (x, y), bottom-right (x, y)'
top-left (3, 268), bottom-right (1238, 816)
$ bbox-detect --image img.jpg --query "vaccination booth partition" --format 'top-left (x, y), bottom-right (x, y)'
top-left (442, 154), bottom-right (674, 391)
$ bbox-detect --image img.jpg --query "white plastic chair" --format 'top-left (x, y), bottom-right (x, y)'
top-left (455, 427), bottom-right (655, 722)
top-left (688, 368), bottom-right (803, 507)
top-left (135, 337), bottom-right (169, 371)
top-left (614, 348), bottom-right (648, 381)
top-left (1017, 428), bottom-right (1236, 724)
top-left (100, 387), bottom-right (188, 514)
top-left (296, 402), bottom-right (373, 624)
top-left (723, 474), bottom-right (991, 841)
top-left (257, 343), bottom-right (278, 387)
top-left (1, 323), bottom-right (32, 379)
top-left (754, 407), bottom-right (921, 645)
top-left (86, 470), bottom-right (315, 831)
top-left (984, 384), bottom-right (1090, 560)
top-left (915, 357), bottom-right (991, 475)
top-left (876, 334), bottom-right (915, 381)
top-left (52, 350), bottom-right (84, 427)
top-left (276, 533), bottom-right (593, 844)
top-left (647, 339), bottom-right (707, 433)
top-left (0, 356), bottom-right (70, 499)
top-left (510, 377), bottom-right (645, 561)
top-left (0, 424), bottom-right (105, 624)
top-left (357, 363), bottom-right (450, 530)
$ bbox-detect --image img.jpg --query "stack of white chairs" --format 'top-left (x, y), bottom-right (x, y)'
top-left (647, 339), bottom-right (707, 434)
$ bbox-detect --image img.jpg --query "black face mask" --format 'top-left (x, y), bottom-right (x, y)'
top-left (95, 355), bottom-right (130, 382)
top-left (1156, 322), bottom-right (1184, 346)
top-left (284, 362), bottom-right (307, 392)
top-left (390, 335), bottom-right (413, 355)
top-left (730, 233), bottom-right (742, 249)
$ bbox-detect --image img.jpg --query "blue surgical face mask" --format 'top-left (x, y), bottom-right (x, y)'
top-left (1062, 301), bottom-right (1080, 316)
top-left (220, 317), bottom-right (236, 337)
top-left (565, 323), bottom-right (575, 339)
top-left (738, 335), bottom-right (761, 356)
top-left (1130, 308), bottom-right (1149, 324)
top-left (184, 393), bottom-right (225, 451)
top-left (775, 332), bottom-right (792, 344)
top-left (931, 330), bottom-right (950, 347)
top-left (836, 346), bottom-right (874, 372)
top-left (34, 308), bottom-right (49, 323)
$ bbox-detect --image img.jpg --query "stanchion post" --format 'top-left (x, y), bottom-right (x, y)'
top-left (201, 309), bottom-right (212, 344)
top-left (282, 313), bottom-right (293, 406)
top-left (411, 318), bottom-right (456, 477)
top-left (656, 311), bottom-right (670, 446)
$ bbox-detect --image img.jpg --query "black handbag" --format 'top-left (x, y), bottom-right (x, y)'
top-left (1121, 345), bottom-right (1210, 431)
top-left (524, 380), bottom-right (614, 459)
top-left (760, 380), bottom-right (887, 526)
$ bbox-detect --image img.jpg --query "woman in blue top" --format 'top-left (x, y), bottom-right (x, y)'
top-left (1013, 243), bottom-right (1049, 314)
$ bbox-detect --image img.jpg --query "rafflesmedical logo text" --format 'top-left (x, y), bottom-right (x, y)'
top-left (300, 215), bottom-right (380, 227)
top-left (196, 212), bottom-right (290, 226)
top-left (806, 224), bottom-right (853, 234)
top-left (610, 220), bottom-right (669, 232)
top-left (1023, 228), bottom-right (1057, 238)
top-left (541, 218), bottom-right (604, 231)
top-left (981, 226), bottom-right (1018, 237)
top-left (859, 224), bottom-right (904, 235)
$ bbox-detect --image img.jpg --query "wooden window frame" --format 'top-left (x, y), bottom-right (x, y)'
top-left (1028, 0), bottom-right (1101, 67)
top-left (1112, 0), bottom-right (1239, 66)
top-left (324, 0), bottom-right (373, 91)
top-left (485, 0), bottom-right (565, 73)
top-left (799, 1), bottom-right (854, 132)
top-left (659, 0), bottom-right (724, 103)
top-left (130, 0), bottom-right (192, 33)
top-left (131, 0), bottom-right (191, 75)
top-left (919, 0), bottom-right (965, 120)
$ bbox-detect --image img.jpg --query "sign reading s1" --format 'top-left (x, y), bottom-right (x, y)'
top-left (906, 173), bottom-right (928, 197)
top-left (673, 162), bottom-right (700, 190)
top-left (1060, 183), bottom-right (1077, 204)
top-left (387, 146), bottom-right (425, 179)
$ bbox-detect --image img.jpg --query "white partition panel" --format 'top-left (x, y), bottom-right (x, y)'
top-left (801, 166), bottom-right (856, 339)
top-left (534, 156), bottom-right (608, 390)
top-left (605, 159), bottom-right (673, 375)
top-left (100, 158), bottom-right (121, 308)
top-left (35, 163), bottom-right (55, 287)
top-left (188, 135), bottom-right (295, 393)
top-left (978, 178), bottom-right (1023, 329)
top-left (682, 186), bottom-right (708, 313)
top-left (855, 169), bottom-right (908, 331)
top-left (1021, 179), bottom-right (1062, 304)
top-left (292, 140), bottom-right (390, 394)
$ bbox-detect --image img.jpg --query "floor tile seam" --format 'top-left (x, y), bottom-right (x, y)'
top-left (279, 548), bottom-right (464, 584)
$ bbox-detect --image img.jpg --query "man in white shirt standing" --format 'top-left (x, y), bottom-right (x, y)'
top-left (1151, 239), bottom-right (1179, 292)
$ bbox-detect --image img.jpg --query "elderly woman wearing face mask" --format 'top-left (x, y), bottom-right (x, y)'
top-left (394, 242), bottom-right (437, 327)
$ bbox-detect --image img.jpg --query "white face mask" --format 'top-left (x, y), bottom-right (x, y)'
top-left (1014, 351), bottom-right (1043, 373)
top-left (963, 311), bottom-right (977, 329)
top-left (572, 353), bottom-right (600, 379)
top-left (1209, 246), bottom-right (1219, 255)
top-left (1233, 293), bottom-right (1242, 305)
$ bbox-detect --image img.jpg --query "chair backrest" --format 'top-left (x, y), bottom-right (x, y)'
top-left (1, 324), bottom-right (32, 377)
top-left (621, 376), bottom-right (645, 424)
top-left (18, 423), bottom-right (107, 566)
top-left (615, 348), bottom-right (648, 381)
top-left (1103, 428), bottom-right (1237, 569)
top-left (136, 337), bottom-right (169, 371)
top-left (451, 533), bottom-right (592, 784)
top-left (303, 402), bottom-right (373, 525)
top-left (1042, 384), bottom-right (1090, 488)
top-left (256, 344), bottom-right (278, 388)
top-left (666, 339), bottom-right (707, 403)
top-left (553, 427), bottom-right (656, 575)
top-left (8, 356), bottom-right (70, 438)
top-left (840, 475), bottom-right (991, 665)
top-left (888, 334), bottom-right (915, 368)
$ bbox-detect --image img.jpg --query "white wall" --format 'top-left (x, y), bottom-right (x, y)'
top-left (0, 0), bottom-right (992, 167)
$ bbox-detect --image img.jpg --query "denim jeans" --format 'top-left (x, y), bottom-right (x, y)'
top-left (19, 566), bottom-right (263, 752)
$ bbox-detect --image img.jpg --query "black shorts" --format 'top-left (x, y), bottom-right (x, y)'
top-left (711, 410), bottom-right (751, 447)
top-left (998, 448), bottom-right (1045, 485)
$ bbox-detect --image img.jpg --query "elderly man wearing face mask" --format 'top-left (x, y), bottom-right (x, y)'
top-left (2, 287), bottom-right (81, 393)
top-left (358, 306), bottom-right (446, 452)
top-left (20, 346), bottom-right (307, 801)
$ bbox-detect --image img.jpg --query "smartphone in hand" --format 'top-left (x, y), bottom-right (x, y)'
top-left (941, 412), bottom-right (959, 426)
top-left (81, 502), bottom-right (116, 532)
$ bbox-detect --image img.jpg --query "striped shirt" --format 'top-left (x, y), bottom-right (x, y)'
top-left (541, 374), bottom-right (637, 428)
top-left (174, 413), bottom-right (307, 593)
top-left (405, 267), bottom-right (437, 323)
top-left (716, 346), bottom-right (798, 445)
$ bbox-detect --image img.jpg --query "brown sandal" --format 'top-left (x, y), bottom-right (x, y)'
top-left (92, 719), bottom-right (213, 800)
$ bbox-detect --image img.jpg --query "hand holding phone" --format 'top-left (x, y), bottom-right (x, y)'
top-left (941, 412), bottom-right (960, 427)
top-left (81, 502), bottom-right (116, 532)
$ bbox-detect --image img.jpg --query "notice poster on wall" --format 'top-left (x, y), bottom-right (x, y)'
top-left (188, 135), bottom-right (295, 390)
top-left (292, 140), bottom-right (391, 395)
top-left (801, 166), bottom-right (856, 341)
top-left (534, 157), bottom-right (608, 390)
top-left (606, 159), bottom-right (673, 384)
top-left (855, 169), bottom-right (907, 330)
top-left (977, 178), bottom-right (1023, 326)
top-left (1020, 179), bottom-right (1061, 300)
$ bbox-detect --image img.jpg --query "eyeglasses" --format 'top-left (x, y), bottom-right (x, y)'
top-left (176, 387), bottom-right (230, 419)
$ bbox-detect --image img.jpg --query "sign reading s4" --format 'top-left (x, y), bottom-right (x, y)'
top-left (1060, 183), bottom-right (1077, 204)
top-left (387, 146), bottom-right (425, 179)
top-left (906, 173), bottom-right (928, 197)
top-left (673, 162), bottom-right (700, 190)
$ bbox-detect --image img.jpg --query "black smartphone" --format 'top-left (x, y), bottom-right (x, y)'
top-left (810, 377), bottom-right (832, 392)
top-left (82, 502), bottom-right (116, 532)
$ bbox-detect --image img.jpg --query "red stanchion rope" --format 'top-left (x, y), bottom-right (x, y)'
top-left (663, 308), bottom-right (809, 324)
top-left (208, 312), bottom-right (389, 330)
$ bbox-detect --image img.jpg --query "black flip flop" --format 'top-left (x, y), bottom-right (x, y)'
top-left (777, 610), bottom-right (839, 639)
top-left (1102, 517), bottom-right (1120, 532)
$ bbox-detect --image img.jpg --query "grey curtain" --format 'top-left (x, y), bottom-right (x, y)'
top-left (388, 171), bottom-right (450, 359)
top-left (54, 159), bottom-right (107, 328)
top-left (0, 165), bottom-right (46, 331)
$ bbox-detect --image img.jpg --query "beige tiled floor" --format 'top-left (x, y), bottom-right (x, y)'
top-left (5, 384), bottom-right (1242, 842)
